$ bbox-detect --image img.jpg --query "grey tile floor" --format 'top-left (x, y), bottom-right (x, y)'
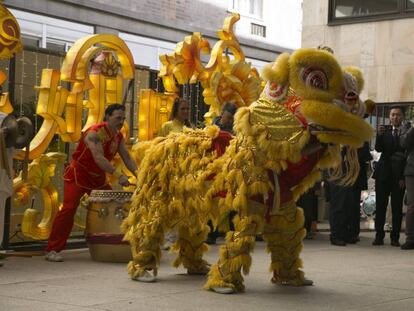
top-left (1, 231), bottom-right (413, 311)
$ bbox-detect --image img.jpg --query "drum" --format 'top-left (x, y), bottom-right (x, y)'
top-left (86, 190), bottom-right (133, 263)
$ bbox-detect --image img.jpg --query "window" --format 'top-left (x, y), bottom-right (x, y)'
top-left (230, 0), bottom-right (263, 19)
top-left (251, 23), bottom-right (266, 37)
top-left (329, 0), bottom-right (414, 24)
top-left (10, 8), bottom-right (93, 48)
top-left (334, 0), bottom-right (399, 18)
top-left (46, 40), bottom-right (67, 52)
top-left (22, 36), bottom-right (41, 48)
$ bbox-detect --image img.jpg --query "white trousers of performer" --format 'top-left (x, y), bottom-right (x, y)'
top-left (0, 168), bottom-right (12, 247)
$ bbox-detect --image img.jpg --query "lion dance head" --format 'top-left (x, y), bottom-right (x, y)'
top-left (259, 48), bottom-right (373, 184)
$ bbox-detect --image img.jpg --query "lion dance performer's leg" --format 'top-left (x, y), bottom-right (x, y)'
top-left (204, 214), bottom-right (263, 294)
top-left (126, 215), bottom-right (165, 282)
top-left (263, 202), bottom-right (312, 286)
top-left (172, 223), bottom-right (210, 274)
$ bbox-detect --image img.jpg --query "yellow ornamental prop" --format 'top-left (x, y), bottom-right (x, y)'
top-left (15, 34), bottom-right (135, 160)
top-left (0, 4), bottom-right (21, 114)
top-left (159, 54), bottom-right (178, 93)
top-left (12, 152), bottom-right (67, 240)
top-left (18, 69), bottom-right (68, 159)
top-left (21, 186), bottom-right (60, 240)
top-left (204, 61), bottom-right (262, 112)
top-left (138, 89), bottom-right (176, 141)
top-left (86, 71), bottom-right (123, 129)
top-left (0, 70), bottom-right (12, 114)
top-left (61, 34), bottom-right (134, 82)
top-left (158, 13), bottom-right (262, 118)
top-left (0, 5), bottom-right (22, 59)
top-left (143, 13), bottom-right (261, 139)
top-left (85, 51), bottom-right (129, 138)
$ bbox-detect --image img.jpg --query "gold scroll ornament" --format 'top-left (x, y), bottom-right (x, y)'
top-left (0, 4), bottom-right (22, 114)
top-left (0, 5), bottom-right (22, 59)
top-left (12, 152), bottom-right (67, 240)
top-left (15, 34), bottom-right (135, 160)
top-left (158, 13), bottom-right (262, 120)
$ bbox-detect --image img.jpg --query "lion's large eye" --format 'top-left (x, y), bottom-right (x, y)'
top-left (301, 67), bottom-right (328, 90)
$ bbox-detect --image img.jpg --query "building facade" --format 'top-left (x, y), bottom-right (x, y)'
top-left (5, 0), bottom-right (302, 70)
top-left (302, 0), bottom-right (414, 124)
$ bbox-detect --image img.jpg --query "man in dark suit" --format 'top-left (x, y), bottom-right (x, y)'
top-left (327, 142), bottom-right (372, 246)
top-left (372, 105), bottom-right (407, 246)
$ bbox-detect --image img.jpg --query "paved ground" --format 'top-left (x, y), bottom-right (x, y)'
top-left (1, 231), bottom-right (413, 311)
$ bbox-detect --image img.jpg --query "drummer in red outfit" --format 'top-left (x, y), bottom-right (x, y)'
top-left (45, 104), bottom-right (138, 262)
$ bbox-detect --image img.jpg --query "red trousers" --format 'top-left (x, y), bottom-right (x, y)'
top-left (46, 180), bottom-right (111, 252)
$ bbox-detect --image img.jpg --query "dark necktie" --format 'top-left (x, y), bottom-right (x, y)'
top-left (393, 128), bottom-right (399, 143)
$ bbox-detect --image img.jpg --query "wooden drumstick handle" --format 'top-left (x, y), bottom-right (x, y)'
top-left (21, 143), bottom-right (30, 181)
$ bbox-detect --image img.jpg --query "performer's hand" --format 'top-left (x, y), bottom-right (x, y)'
top-left (399, 179), bottom-right (405, 189)
top-left (119, 174), bottom-right (132, 187)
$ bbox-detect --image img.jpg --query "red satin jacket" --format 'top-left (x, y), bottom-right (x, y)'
top-left (64, 122), bottom-right (123, 189)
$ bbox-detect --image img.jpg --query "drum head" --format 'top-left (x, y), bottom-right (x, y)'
top-left (15, 116), bottom-right (34, 148)
top-left (0, 114), bottom-right (18, 148)
top-left (89, 190), bottom-right (133, 203)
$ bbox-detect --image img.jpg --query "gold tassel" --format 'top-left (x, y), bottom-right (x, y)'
top-left (328, 147), bottom-right (360, 186)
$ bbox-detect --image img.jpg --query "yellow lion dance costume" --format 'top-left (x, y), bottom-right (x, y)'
top-left (122, 48), bottom-right (373, 294)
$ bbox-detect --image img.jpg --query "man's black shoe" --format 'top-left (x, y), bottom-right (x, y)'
top-left (330, 238), bottom-right (346, 246)
top-left (372, 239), bottom-right (384, 246)
top-left (255, 235), bottom-right (264, 242)
top-left (205, 237), bottom-right (217, 245)
top-left (391, 240), bottom-right (400, 247)
top-left (345, 237), bottom-right (360, 244)
top-left (401, 242), bottom-right (414, 250)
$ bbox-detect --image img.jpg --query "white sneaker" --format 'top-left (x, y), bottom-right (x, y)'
top-left (211, 286), bottom-right (236, 294)
top-left (45, 251), bottom-right (64, 262)
top-left (132, 270), bottom-right (156, 283)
